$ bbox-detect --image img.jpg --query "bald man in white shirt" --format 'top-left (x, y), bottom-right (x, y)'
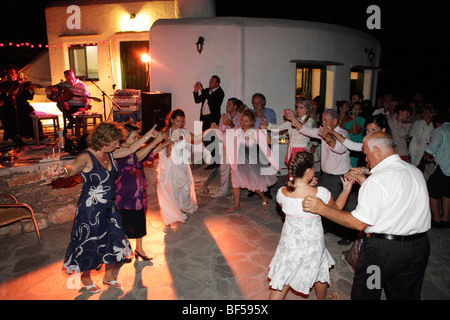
top-left (303, 132), bottom-right (431, 300)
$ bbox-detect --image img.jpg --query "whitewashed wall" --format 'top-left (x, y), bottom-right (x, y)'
top-left (44, 0), bottom-right (216, 116)
top-left (150, 17), bottom-right (381, 131)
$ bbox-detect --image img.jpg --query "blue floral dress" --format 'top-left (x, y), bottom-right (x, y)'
top-left (63, 150), bottom-right (132, 274)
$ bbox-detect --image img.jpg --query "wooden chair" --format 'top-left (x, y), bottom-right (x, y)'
top-left (75, 114), bottom-right (103, 138)
top-left (0, 194), bottom-right (42, 246)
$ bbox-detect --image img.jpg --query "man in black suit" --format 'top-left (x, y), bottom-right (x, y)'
top-left (193, 75), bottom-right (225, 169)
top-left (193, 75), bottom-right (225, 131)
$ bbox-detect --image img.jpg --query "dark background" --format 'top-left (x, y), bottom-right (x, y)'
top-left (1, 0), bottom-right (448, 108)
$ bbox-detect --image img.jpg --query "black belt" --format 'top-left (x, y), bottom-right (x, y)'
top-left (366, 232), bottom-right (426, 241)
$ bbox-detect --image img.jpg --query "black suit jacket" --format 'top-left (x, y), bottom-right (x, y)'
top-left (193, 86), bottom-right (225, 127)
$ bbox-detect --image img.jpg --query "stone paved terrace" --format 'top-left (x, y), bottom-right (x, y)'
top-left (0, 160), bottom-right (449, 302)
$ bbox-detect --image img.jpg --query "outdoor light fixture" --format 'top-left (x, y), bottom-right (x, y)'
top-left (365, 48), bottom-right (374, 62)
top-left (141, 53), bottom-right (150, 63)
top-left (196, 36), bottom-right (205, 55)
top-left (130, 13), bottom-right (136, 19)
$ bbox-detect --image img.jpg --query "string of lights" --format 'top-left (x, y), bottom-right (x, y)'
top-left (0, 41), bottom-right (108, 49)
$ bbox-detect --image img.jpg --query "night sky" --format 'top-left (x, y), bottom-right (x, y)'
top-left (0, 0), bottom-right (447, 107)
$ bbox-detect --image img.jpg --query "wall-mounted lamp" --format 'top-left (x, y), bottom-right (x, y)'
top-left (196, 36), bottom-right (205, 55)
top-left (365, 48), bottom-right (375, 62)
top-left (141, 53), bottom-right (150, 64)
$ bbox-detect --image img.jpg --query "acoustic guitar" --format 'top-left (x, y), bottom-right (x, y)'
top-left (45, 85), bottom-right (101, 103)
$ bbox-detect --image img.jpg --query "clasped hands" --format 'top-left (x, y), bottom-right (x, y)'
top-left (302, 175), bottom-right (356, 214)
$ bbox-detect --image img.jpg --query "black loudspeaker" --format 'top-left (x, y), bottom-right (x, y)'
top-left (141, 92), bottom-right (172, 132)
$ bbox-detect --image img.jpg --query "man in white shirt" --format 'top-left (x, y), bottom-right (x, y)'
top-left (211, 98), bottom-right (241, 197)
top-left (287, 108), bottom-right (351, 198)
top-left (303, 132), bottom-right (431, 300)
top-left (62, 70), bottom-right (91, 130)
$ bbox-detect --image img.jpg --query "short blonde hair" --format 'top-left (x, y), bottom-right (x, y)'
top-left (87, 121), bottom-right (126, 151)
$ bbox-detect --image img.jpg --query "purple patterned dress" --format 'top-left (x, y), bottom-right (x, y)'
top-left (115, 152), bottom-right (153, 238)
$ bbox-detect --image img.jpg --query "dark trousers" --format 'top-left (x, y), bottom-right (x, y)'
top-left (351, 235), bottom-right (430, 300)
top-left (319, 172), bottom-right (358, 240)
top-left (58, 102), bottom-right (87, 130)
top-left (201, 114), bottom-right (220, 164)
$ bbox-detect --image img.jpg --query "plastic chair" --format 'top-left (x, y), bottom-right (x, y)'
top-left (0, 194), bottom-right (42, 246)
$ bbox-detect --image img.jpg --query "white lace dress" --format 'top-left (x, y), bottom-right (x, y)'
top-left (268, 186), bottom-right (335, 294)
top-left (156, 129), bottom-right (198, 226)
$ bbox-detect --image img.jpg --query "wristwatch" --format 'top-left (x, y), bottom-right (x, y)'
top-left (327, 137), bottom-right (333, 144)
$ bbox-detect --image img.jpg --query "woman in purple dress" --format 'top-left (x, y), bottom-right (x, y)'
top-left (115, 123), bottom-right (168, 260)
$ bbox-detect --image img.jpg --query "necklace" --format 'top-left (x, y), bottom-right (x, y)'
top-left (96, 152), bottom-right (108, 164)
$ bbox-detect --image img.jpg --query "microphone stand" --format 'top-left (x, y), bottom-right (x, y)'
top-left (89, 80), bottom-right (121, 121)
top-left (57, 80), bottom-right (68, 147)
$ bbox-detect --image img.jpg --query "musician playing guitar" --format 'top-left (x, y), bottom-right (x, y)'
top-left (46, 70), bottom-right (92, 131)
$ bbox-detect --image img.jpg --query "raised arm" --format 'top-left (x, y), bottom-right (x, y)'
top-left (283, 109), bottom-right (303, 130)
top-left (113, 125), bottom-right (158, 159)
top-left (135, 132), bottom-right (165, 161)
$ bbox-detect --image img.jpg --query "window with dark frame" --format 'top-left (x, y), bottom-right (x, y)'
top-left (68, 44), bottom-right (99, 80)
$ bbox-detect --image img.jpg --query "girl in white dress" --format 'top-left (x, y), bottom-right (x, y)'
top-left (157, 109), bottom-right (198, 232)
top-left (268, 151), bottom-right (354, 300)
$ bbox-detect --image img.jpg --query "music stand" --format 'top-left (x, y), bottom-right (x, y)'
top-left (89, 80), bottom-right (121, 121)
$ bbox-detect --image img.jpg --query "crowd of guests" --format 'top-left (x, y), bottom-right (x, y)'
top-left (41, 75), bottom-right (447, 300)
top-left (3, 64), bottom-right (447, 299)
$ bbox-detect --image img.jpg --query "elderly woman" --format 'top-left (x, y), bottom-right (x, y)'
top-left (49, 121), bottom-right (157, 294)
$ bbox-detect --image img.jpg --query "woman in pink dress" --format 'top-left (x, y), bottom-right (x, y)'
top-left (225, 110), bottom-right (279, 213)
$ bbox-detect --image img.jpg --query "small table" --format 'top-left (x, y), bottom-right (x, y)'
top-left (75, 114), bottom-right (103, 138)
top-left (32, 114), bottom-right (60, 146)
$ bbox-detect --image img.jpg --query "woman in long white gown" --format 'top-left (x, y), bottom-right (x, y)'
top-left (157, 109), bottom-right (198, 232)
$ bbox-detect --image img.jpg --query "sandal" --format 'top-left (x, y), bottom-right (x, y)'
top-left (84, 283), bottom-right (101, 294)
top-left (327, 293), bottom-right (339, 300)
top-left (262, 201), bottom-right (270, 211)
top-left (227, 205), bottom-right (240, 213)
top-left (103, 279), bottom-right (122, 290)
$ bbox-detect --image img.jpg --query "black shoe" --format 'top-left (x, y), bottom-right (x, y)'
top-left (337, 238), bottom-right (352, 245)
top-left (134, 250), bottom-right (153, 261)
top-left (431, 219), bottom-right (447, 229)
top-left (204, 163), bottom-right (219, 170)
top-left (264, 190), bottom-right (273, 200)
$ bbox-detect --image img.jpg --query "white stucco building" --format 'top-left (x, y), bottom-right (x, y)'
top-left (40, 0), bottom-right (215, 116)
top-left (37, 0), bottom-right (380, 131)
top-left (150, 16), bottom-right (381, 131)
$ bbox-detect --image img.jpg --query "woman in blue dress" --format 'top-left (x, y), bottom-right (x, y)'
top-left (49, 121), bottom-right (158, 293)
